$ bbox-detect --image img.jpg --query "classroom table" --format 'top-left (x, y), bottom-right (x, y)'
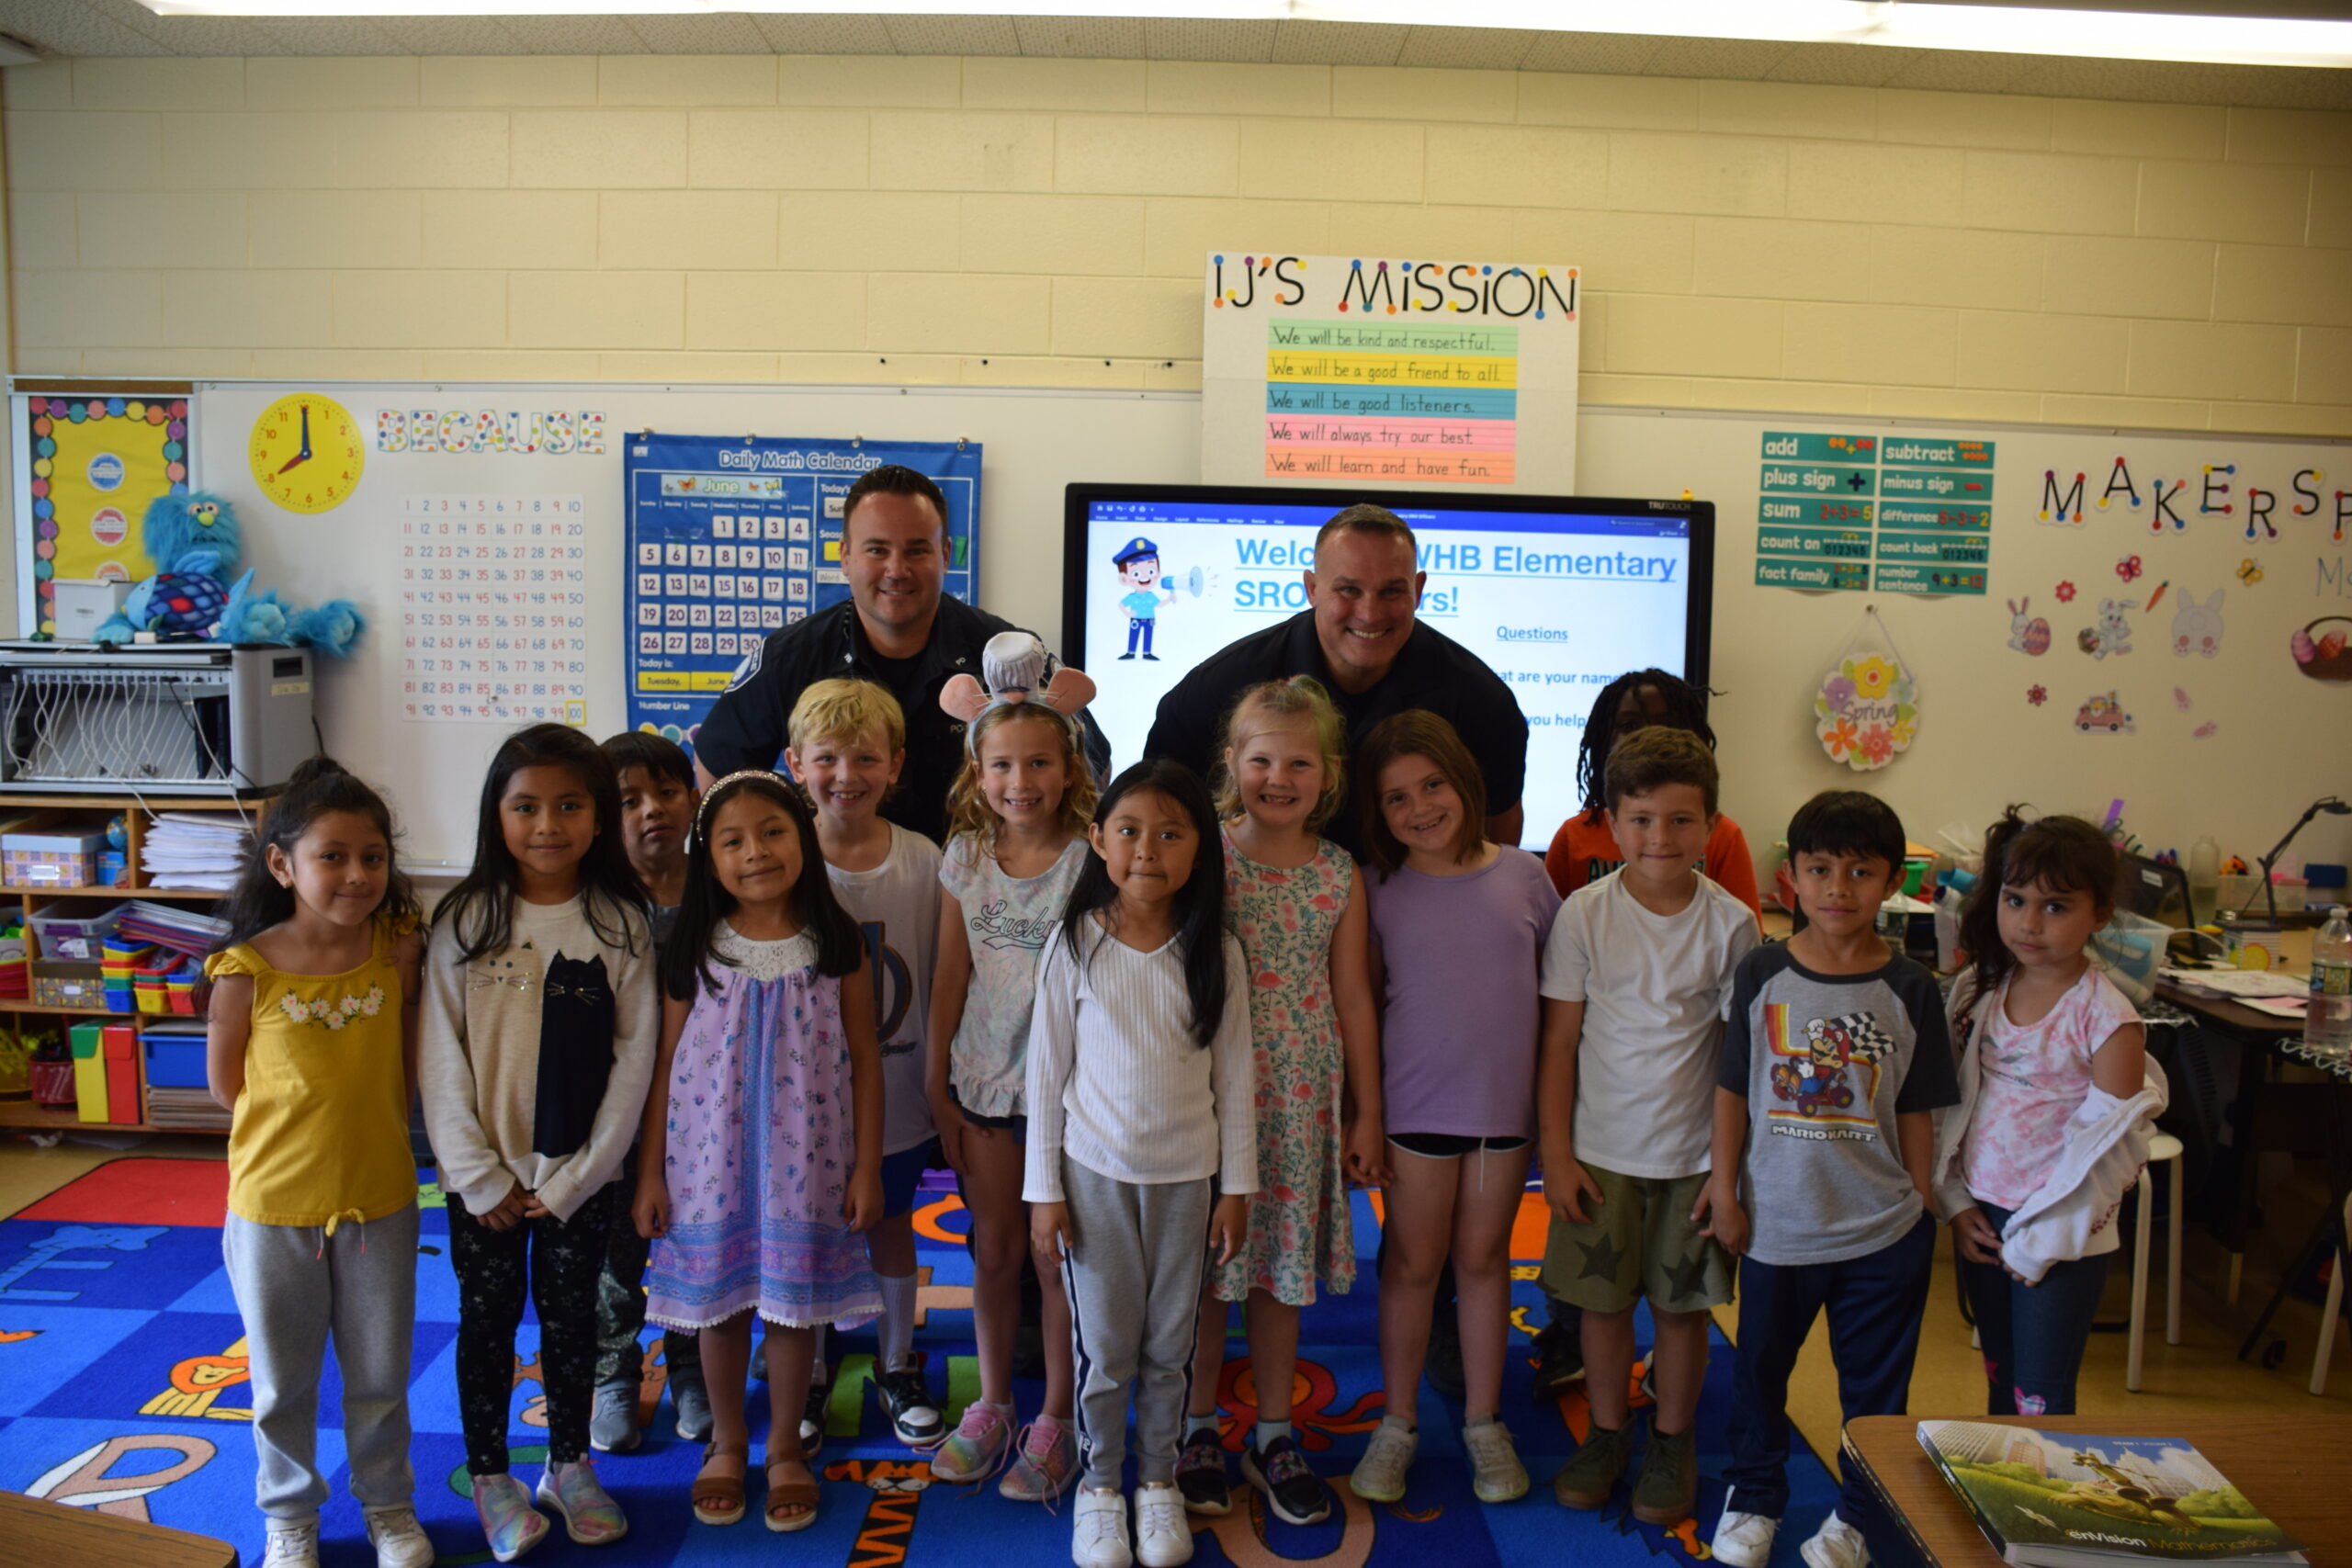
top-left (0, 1487), bottom-right (237, 1568)
top-left (1843, 1413), bottom-right (2352, 1568)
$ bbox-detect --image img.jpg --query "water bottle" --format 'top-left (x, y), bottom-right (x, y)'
top-left (2188, 836), bottom-right (2221, 919)
top-left (2310, 905), bottom-right (2352, 1057)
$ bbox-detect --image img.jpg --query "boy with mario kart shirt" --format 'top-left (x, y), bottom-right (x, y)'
top-left (1707, 790), bottom-right (1959, 1568)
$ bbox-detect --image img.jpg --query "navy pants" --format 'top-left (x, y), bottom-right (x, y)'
top-left (1956, 1201), bottom-right (2109, 1417)
top-left (1125, 615), bottom-right (1155, 656)
top-left (1725, 1212), bottom-right (1937, 1531)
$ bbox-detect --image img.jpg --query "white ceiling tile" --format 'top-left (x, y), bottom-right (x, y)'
top-left (1640, 35), bottom-right (1791, 80)
top-left (0, 0), bottom-right (167, 56)
top-left (368, 17), bottom-right (526, 56)
top-left (1144, 18), bottom-right (1278, 62)
top-left (884, 14), bottom-right (1022, 55)
top-left (1014, 15), bottom-right (1148, 60)
top-left (751, 15), bottom-right (899, 54)
top-left (1765, 42), bottom-right (1912, 87)
top-left (1516, 30), bottom-right (1664, 75)
top-left (126, 17), bottom-right (291, 55)
top-left (498, 17), bottom-right (653, 55)
top-left (616, 12), bottom-right (772, 53)
top-left (1877, 47), bottom-right (2037, 94)
top-left (1395, 27), bottom-right (1539, 71)
top-left (1272, 19), bottom-right (1406, 66)
top-left (243, 18), bottom-right (410, 55)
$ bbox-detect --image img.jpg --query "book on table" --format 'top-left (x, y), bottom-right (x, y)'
top-left (1915, 1421), bottom-right (2306, 1568)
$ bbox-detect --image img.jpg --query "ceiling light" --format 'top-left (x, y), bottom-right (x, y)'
top-left (128, 0), bottom-right (2352, 70)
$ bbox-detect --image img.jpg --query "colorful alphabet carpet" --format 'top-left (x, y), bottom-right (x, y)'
top-left (0, 1157), bottom-right (1838, 1565)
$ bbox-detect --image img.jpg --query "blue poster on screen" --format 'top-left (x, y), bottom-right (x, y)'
top-left (622, 434), bottom-right (981, 753)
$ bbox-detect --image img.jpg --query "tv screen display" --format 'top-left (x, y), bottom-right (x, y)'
top-left (1063, 483), bottom-right (1714, 851)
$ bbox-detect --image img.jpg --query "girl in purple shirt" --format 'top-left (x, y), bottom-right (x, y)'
top-left (1348, 712), bottom-right (1559, 1512)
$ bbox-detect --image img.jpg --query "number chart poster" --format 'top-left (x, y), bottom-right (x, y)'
top-left (398, 494), bottom-right (590, 725)
top-left (624, 435), bottom-right (980, 750)
top-left (1202, 253), bottom-right (1579, 492)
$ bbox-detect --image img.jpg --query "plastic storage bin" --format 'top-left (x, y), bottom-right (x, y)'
top-left (2092, 909), bottom-right (2170, 1005)
top-left (103, 1024), bottom-right (136, 1123)
top-left (69, 1022), bottom-right (106, 1122)
top-left (143, 1032), bottom-right (209, 1089)
top-left (29, 901), bottom-right (130, 962)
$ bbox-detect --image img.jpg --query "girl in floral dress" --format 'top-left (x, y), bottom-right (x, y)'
top-left (1177, 678), bottom-right (1385, 1529)
top-left (634, 771), bottom-right (883, 1534)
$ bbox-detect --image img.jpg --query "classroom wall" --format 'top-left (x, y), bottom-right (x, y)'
top-left (3, 52), bottom-right (2350, 439)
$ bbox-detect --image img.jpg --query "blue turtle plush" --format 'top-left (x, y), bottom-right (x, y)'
top-left (92, 491), bottom-right (362, 656)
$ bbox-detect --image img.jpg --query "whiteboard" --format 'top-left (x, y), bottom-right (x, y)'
top-left (192, 381), bottom-right (2352, 880)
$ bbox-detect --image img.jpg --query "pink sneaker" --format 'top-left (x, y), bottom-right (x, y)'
top-left (930, 1402), bottom-right (1013, 1484)
top-left (999, 1416), bottom-right (1080, 1503)
top-left (535, 1457), bottom-right (628, 1547)
top-left (471, 1472), bottom-right (549, 1563)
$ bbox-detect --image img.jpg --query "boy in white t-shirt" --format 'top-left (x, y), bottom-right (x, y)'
top-left (786, 678), bottom-right (945, 1451)
top-left (1537, 726), bottom-right (1759, 1528)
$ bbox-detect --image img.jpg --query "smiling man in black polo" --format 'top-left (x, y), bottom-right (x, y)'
top-left (1143, 502), bottom-right (1529, 854)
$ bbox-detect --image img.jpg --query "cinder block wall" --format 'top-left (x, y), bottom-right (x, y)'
top-left (5, 52), bottom-right (2348, 434)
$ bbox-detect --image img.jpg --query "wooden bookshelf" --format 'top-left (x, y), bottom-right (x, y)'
top-left (4, 790), bottom-right (268, 1137)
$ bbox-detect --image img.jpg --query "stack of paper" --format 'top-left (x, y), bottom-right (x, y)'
top-left (2157, 965), bottom-right (2309, 1018)
top-left (117, 900), bottom-right (230, 960)
top-left (141, 812), bottom-right (253, 892)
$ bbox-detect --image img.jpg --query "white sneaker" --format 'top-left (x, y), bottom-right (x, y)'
top-left (1348, 1420), bottom-right (1419, 1502)
top-left (1713, 1509), bottom-right (1781, 1568)
top-left (1135, 1482), bottom-right (1193, 1567)
top-left (262, 1521), bottom-right (322, 1568)
top-left (363, 1506), bottom-right (436, 1568)
top-left (1073, 1486), bottom-right (1133, 1568)
top-left (1801, 1511), bottom-right (1871, 1568)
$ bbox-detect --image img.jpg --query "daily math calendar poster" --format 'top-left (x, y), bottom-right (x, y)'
top-left (1202, 253), bottom-right (1580, 492)
top-left (623, 434), bottom-right (980, 755)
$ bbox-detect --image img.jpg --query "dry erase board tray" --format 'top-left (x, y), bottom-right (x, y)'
top-left (0, 642), bottom-right (313, 796)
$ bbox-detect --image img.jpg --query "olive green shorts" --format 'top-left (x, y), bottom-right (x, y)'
top-left (1538, 1163), bottom-right (1734, 1316)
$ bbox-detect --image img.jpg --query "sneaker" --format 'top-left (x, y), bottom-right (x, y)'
top-left (1632, 1420), bottom-right (1697, 1527)
top-left (1530, 1321), bottom-right (1587, 1400)
top-left (673, 1374), bottom-right (713, 1443)
top-left (1241, 1434), bottom-right (1331, 1527)
top-left (932, 1401), bottom-right (1014, 1484)
top-left (1175, 1426), bottom-right (1231, 1516)
top-left (590, 1378), bottom-right (640, 1455)
top-left (800, 1371), bottom-right (830, 1460)
top-left (1425, 1314), bottom-right (1466, 1400)
top-left (1348, 1420), bottom-right (1418, 1503)
top-left (263, 1521), bottom-right (321, 1568)
top-left (1135, 1482), bottom-right (1193, 1567)
top-left (1552, 1419), bottom-right (1634, 1510)
top-left (1464, 1419), bottom-right (1529, 1504)
top-left (362, 1506), bottom-right (436, 1568)
top-left (472, 1472), bottom-right (550, 1564)
top-left (536, 1457), bottom-right (628, 1547)
top-left (880, 1354), bottom-right (945, 1449)
top-left (1001, 1417), bottom-right (1080, 1503)
top-left (1713, 1510), bottom-right (1782, 1568)
top-left (1074, 1486), bottom-right (1133, 1568)
top-left (1801, 1511), bottom-right (1871, 1568)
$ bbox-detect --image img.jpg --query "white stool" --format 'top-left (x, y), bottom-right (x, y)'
top-left (2309, 1188), bottom-right (2352, 1396)
top-left (2127, 1131), bottom-right (2186, 1393)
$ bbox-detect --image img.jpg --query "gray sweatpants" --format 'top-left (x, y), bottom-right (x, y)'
top-left (1059, 1159), bottom-right (1213, 1490)
top-left (223, 1203), bottom-right (419, 1523)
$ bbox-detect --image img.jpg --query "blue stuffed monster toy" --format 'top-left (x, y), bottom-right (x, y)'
top-left (92, 491), bottom-right (362, 656)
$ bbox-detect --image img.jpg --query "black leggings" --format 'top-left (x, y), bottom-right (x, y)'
top-left (448, 1185), bottom-right (616, 1475)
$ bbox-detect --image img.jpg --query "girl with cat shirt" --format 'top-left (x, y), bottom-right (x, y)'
top-left (420, 724), bottom-right (659, 1562)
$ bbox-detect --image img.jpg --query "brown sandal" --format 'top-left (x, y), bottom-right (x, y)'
top-left (764, 1451), bottom-right (820, 1533)
top-left (694, 1441), bottom-right (749, 1526)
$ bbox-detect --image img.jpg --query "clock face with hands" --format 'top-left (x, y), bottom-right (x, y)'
top-left (248, 392), bottom-right (364, 514)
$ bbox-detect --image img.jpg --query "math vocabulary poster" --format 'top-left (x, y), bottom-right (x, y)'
top-left (1202, 253), bottom-right (1580, 493)
top-left (623, 434), bottom-right (980, 756)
